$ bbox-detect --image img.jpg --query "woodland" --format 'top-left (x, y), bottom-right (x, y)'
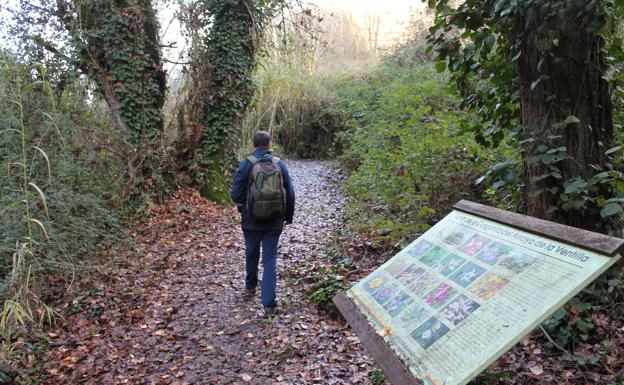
top-left (1, 0), bottom-right (624, 384)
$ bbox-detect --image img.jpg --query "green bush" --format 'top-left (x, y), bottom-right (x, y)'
top-left (307, 267), bottom-right (346, 313)
top-left (369, 369), bottom-right (386, 385)
top-left (332, 60), bottom-right (507, 243)
top-left (0, 52), bottom-right (126, 331)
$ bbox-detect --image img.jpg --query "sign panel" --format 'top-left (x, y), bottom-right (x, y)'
top-left (342, 206), bottom-right (621, 385)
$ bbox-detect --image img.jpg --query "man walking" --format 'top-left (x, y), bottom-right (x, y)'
top-left (230, 131), bottom-right (295, 316)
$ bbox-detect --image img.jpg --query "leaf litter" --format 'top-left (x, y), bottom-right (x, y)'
top-left (41, 160), bottom-right (624, 385)
top-left (43, 160), bottom-right (376, 385)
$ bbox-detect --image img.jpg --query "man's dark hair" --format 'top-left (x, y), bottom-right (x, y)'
top-left (252, 131), bottom-right (271, 148)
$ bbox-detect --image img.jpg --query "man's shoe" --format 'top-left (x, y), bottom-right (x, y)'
top-left (264, 306), bottom-right (277, 317)
top-left (243, 288), bottom-right (255, 300)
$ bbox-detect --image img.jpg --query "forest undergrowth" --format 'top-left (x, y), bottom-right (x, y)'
top-left (0, 52), bottom-right (131, 384)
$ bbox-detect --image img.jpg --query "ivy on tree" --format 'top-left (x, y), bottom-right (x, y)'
top-left (185, 0), bottom-right (283, 201)
top-left (58, 0), bottom-right (168, 204)
top-left (427, 0), bottom-right (624, 234)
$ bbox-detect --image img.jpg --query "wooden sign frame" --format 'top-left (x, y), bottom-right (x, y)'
top-left (452, 200), bottom-right (624, 257)
top-left (334, 291), bottom-right (424, 385)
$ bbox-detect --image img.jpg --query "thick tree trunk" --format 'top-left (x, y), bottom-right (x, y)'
top-left (59, 0), bottom-right (168, 202)
top-left (190, 0), bottom-right (258, 201)
top-left (518, 17), bottom-right (613, 232)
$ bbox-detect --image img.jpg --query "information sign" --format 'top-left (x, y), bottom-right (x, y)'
top-left (334, 201), bottom-right (623, 385)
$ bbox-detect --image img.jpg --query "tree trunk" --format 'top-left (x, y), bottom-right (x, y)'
top-left (59, 0), bottom-right (168, 202)
top-left (518, 16), bottom-right (613, 232)
top-left (190, 0), bottom-right (258, 201)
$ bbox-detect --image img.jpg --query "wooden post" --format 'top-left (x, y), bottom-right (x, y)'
top-left (333, 292), bottom-right (424, 385)
top-left (453, 200), bottom-right (624, 257)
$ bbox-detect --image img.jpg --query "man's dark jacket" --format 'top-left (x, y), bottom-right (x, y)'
top-left (230, 147), bottom-right (295, 231)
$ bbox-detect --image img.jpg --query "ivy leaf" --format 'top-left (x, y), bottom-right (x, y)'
top-left (475, 174), bottom-right (487, 185)
top-left (600, 202), bottom-right (622, 217)
top-left (575, 319), bottom-right (593, 333)
top-left (588, 13), bottom-right (607, 33)
top-left (605, 146), bottom-right (621, 155)
top-left (492, 180), bottom-right (507, 190)
top-left (564, 115), bottom-right (580, 125)
top-left (500, 7), bottom-right (513, 16)
top-left (564, 179), bottom-right (587, 194)
top-left (483, 35), bottom-right (496, 51)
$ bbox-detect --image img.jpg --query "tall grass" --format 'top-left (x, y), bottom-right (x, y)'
top-left (243, 63), bottom-right (334, 157)
top-left (241, 7), bottom-right (376, 157)
top-left (0, 52), bottom-right (127, 337)
top-left (1, 60), bottom-right (60, 332)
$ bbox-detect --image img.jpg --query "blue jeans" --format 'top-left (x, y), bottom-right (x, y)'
top-left (243, 229), bottom-right (281, 308)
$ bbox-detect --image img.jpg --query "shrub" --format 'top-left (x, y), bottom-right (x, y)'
top-left (332, 61), bottom-right (508, 243)
top-left (0, 52), bottom-right (126, 332)
top-left (307, 267), bottom-right (347, 313)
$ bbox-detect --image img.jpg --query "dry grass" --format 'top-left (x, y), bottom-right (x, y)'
top-left (241, 7), bottom-right (376, 155)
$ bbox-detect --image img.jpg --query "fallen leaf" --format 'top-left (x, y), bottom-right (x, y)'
top-left (530, 364), bottom-right (544, 375)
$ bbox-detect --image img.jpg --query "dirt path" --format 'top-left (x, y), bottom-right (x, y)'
top-left (45, 160), bottom-right (376, 385)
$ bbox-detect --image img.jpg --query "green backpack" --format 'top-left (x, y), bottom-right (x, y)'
top-left (246, 155), bottom-right (286, 221)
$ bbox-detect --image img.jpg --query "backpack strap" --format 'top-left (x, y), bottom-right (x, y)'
top-left (248, 154), bottom-right (280, 164)
top-left (245, 156), bottom-right (258, 185)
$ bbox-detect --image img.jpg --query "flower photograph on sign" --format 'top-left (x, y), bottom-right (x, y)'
top-left (476, 241), bottom-right (513, 266)
top-left (499, 250), bottom-right (539, 273)
top-left (469, 273), bottom-right (509, 300)
top-left (450, 262), bottom-right (486, 288)
top-left (396, 265), bottom-right (426, 285)
top-left (410, 272), bottom-right (440, 297)
top-left (424, 283), bottom-right (458, 309)
top-left (363, 274), bottom-right (388, 295)
top-left (385, 257), bottom-right (411, 276)
top-left (458, 234), bottom-right (492, 256)
top-left (373, 282), bottom-right (399, 305)
top-left (440, 295), bottom-right (481, 325)
top-left (443, 228), bottom-right (475, 247)
top-left (411, 317), bottom-right (450, 349)
top-left (419, 246), bottom-right (449, 268)
top-left (397, 303), bottom-right (431, 331)
top-left (437, 253), bottom-right (467, 276)
top-left (383, 291), bottom-right (415, 316)
top-left (408, 240), bottom-right (434, 257)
